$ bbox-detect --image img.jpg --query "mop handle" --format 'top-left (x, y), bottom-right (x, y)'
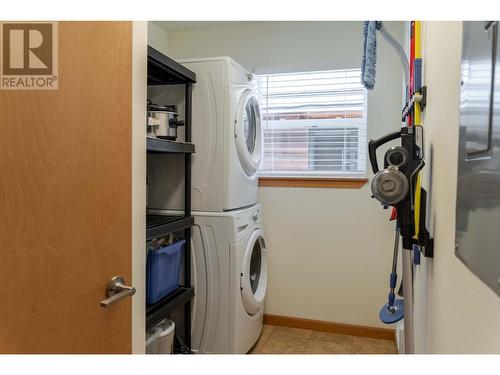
top-left (391, 226), bottom-right (400, 272)
top-left (388, 225), bottom-right (400, 307)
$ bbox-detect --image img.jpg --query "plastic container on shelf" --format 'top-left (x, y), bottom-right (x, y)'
top-left (147, 239), bottom-right (186, 305)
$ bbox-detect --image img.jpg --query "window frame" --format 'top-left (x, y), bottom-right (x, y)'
top-left (258, 176), bottom-right (368, 189)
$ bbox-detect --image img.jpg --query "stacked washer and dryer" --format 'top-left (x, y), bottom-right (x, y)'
top-left (149, 57), bottom-right (268, 354)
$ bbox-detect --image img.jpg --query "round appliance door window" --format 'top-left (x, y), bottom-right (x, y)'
top-left (240, 230), bottom-right (268, 316)
top-left (244, 100), bottom-right (257, 154)
top-left (235, 90), bottom-right (262, 177)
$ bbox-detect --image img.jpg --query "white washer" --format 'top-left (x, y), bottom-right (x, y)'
top-left (147, 57), bottom-right (263, 212)
top-left (190, 204), bottom-right (267, 353)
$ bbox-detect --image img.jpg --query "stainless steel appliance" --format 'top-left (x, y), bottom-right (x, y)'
top-left (147, 100), bottom-right (185, 141)
top-left (456, 21), bottom-right (500, 295)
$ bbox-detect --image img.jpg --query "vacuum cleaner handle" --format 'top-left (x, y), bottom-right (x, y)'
top-left (368, 129), bottom-right (402, 173)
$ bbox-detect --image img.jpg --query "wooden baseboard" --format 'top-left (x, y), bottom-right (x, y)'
top-left (263, 314), bottom-right (395, 341)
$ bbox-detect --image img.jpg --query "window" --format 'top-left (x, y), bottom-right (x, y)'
top-left (256, 69), bottom-right (367, 178)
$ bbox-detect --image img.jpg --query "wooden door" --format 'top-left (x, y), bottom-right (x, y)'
top-left (0, 22), bottom-right (133, 353)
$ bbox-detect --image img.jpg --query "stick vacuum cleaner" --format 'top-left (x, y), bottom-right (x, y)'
top-left (368, 126), bottom-right (424, 325)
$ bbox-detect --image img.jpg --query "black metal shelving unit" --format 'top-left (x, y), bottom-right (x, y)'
top-left (146, 46), bottom-right (196, 352)
top-left (146, 215), bottom-right (194, 241)
top-left (146, 287), bottom-right (195, 329)
top-left (147, 138), bottom-right (195, 154)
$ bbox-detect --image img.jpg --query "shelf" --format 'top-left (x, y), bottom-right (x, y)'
top-left (146, 46), bottom-right (194, 351)
top-left (147, 138), bottom-right (195, 154)
top-left (146, 215), bottom-right (194, 241)
top-left (146, 287), bottom-right (195, 330)
top-left (148, 46), bottom-right (196, 85)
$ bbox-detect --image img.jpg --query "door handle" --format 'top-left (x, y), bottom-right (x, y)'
top-left (100, 276), bottom-right (136, 308)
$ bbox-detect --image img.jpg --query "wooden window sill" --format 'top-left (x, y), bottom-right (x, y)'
top-left (258, 177), bottom-right (368, 189)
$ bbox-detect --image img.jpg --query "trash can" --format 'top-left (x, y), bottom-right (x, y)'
top-left (145, 319), bottom-right (175, 354)
top-left (157, 319), bottom-right (175, 354)
top-left (145, 326), bottom-right (162, 354)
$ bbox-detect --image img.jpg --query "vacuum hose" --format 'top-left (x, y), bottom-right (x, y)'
top-left (379, 24), bottom-right (410, 88)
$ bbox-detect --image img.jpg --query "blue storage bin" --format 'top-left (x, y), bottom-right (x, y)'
top-left (147, 239), bottom-right (186, 305)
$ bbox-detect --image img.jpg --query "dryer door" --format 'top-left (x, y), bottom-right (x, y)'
top-left (234, 90), bottom-right (263, 177)
top-left (240, 229), bottom-right (268, 316)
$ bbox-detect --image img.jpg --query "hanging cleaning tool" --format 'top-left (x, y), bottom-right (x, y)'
top-left (368, 125), bottom-right (424, 354)
top-left (361, 21), bottom-right (381, 90)
top-left (401, 21), bottom-right (433, 260)
top-left (380, 224), bottom-right (404, 324)
top-left (361, 21), bottom-right (410, 94)
top-left (368, 122), bottom-right (427, 354)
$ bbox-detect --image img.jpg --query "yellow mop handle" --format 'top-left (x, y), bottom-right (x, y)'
top-left (413, 21), bottom-right (422, 240)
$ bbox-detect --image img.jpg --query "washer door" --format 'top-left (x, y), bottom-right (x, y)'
top-left (240, 229), bottom-right (267, 316)
top-left (234, 90), bottom-right (262, 177)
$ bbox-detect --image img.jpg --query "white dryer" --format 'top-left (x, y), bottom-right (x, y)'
top-left (147, 57), bottom-right (263, 212)
top-left (190, 204), bottom-right (268, 353)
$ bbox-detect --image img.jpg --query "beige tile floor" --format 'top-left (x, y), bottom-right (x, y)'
top-left (249, 325), bottom-right (397, 354)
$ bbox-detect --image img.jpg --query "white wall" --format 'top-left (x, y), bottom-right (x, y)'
top-left (148, 22), bottom-right (169, 55)
top-left (161, 21), bottom-right (405, 328)
top-left (165, 22), bottom-right (382, 74)
top-left (414, 21), bottom-right (500, 354)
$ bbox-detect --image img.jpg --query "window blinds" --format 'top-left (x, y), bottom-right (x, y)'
top-left (256, 69), bottom-right (367, 178)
